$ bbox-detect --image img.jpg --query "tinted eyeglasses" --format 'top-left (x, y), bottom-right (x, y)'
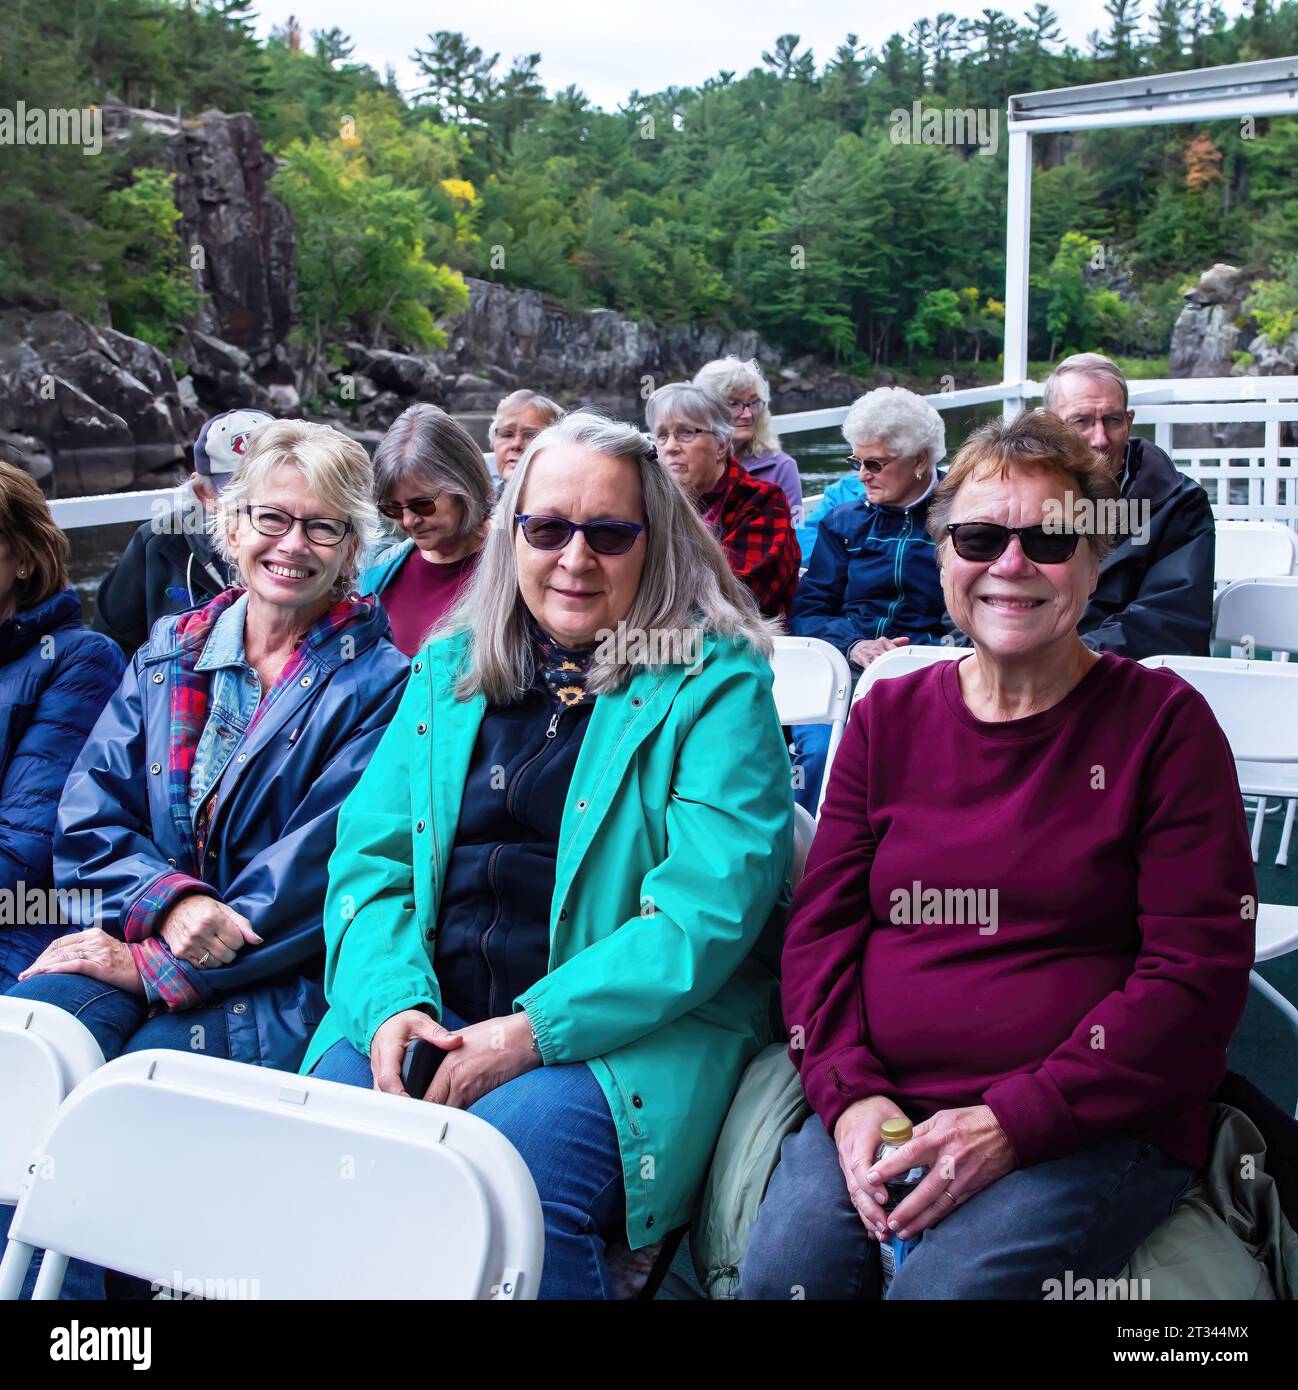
top-left (946, 522), bottom-right (1081, 565)
top-left (515, 514), bottom-right (645, 556)
top-left (244, 504), bottom-right (352, 547)
top-left (844, 452), bottom-right (903, 475)
top-left (377, 493), bottom-right (441, 520)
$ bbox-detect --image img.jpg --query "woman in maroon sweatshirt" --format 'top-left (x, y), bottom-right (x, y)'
top-left (740, 411), bottom-right (1256, 1300)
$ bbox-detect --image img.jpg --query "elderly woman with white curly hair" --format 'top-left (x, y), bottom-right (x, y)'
top-left (305, 409), bottom-right (794, 1299)
top-left (789, 387), bottom-right (949, 809)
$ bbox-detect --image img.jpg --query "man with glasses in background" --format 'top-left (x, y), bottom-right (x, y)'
top-left (1043, 352), bottom-right (1214, 659)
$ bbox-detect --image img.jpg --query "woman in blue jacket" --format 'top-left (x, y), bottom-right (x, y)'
top-left (789, 388), bottom-right (949, 810)
top-left (8, 422), bottom-right (408, 1072)
top-left (0, 462), bottom-right (124, 991)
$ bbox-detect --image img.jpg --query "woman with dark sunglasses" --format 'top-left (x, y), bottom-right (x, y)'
top-left (306, 410), bottom-right (794, 1300)
top-left (362, 405), bottom-right (495, 657)
top-left (741, 409), bottom-right (1255, 1300)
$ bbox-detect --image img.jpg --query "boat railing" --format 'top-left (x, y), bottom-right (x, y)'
top-left (43, 374), bottom-right (1298, 533)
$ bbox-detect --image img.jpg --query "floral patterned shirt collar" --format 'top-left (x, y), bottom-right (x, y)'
top-left (529, 618), bottom-right (597, 707)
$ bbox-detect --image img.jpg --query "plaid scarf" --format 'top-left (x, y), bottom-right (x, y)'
top-left (167, 588), bottom-right (375, 866)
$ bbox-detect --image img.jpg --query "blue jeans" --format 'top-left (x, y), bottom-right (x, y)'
top-left (2, 973), bottom-right (234, 1299)
top-left (791, 723), bottom-right (831, 813)
top-left (0, 926), bottom-right (65, 995)
top-left (5, 971), bottom-right (232, 1061)
top-left (738, 1113), bottom-right (1194, 1299)
top-left (311, 1008), bottom-right (626, 1301)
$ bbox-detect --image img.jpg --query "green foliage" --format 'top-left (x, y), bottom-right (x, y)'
top-left (1038, 232), bottom-right (1131, 359)
top-left (99, 168), bottom-right (205, 347)
top-left (1244, 256), bottom-right (1298, 347)
top-left (9, 0), bottom-right (1298, 374)
top-left (273, 141), bottom-right (468, 373)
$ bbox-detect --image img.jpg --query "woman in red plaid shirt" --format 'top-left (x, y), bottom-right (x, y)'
top-left (646, 384), bottom-right (800, 621)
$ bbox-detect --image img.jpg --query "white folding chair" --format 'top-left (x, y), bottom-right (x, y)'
top-left (770, 636), bottom-right (853, 815)
top-left (1214, 521), bottom-right (1298, 590)
top-left (1140, 654), bottom-right (1298, 867)
top-left (1212, 579), bottom-right (1298, 862)
top-left (792, 803), bottom-right (816, 888)
top-left (0, 1050), bottom-right (544, 1300)
top-left (852, 642), bottom-right (966, 704)
top-left (0, 998), bottom-right (104, 1207)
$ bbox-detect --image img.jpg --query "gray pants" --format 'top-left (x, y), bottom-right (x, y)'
top-left (739, 1114), bottom-right (1194, 1299)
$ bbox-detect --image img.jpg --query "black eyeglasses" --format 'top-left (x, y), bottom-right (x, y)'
top-left (946, 522), bottom-right (1081, 565)
top-left (377, 493), bottom-right (441, 521)
top-left (244, 504), bottom-right (353, 547)
top-left (515, 514), bottom-right (646, 556)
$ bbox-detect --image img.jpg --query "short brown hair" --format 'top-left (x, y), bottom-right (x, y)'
top-left (0, 460), bottom-right (70, 608)
top-left (927, 410), bottom-right (1120, 559)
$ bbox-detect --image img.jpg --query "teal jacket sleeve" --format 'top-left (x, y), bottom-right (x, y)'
top-left (518, 649), bottom-right (794, 1064)
top-left (321, 671), bottom-right (443, 1053)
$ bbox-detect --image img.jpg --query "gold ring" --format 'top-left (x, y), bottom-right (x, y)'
top-left (199, 950), bottom-right (211, 966)
top-left (943, 1188), bottom-right (958, 1206)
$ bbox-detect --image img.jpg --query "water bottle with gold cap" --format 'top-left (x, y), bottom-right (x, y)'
top-left (874, 1116), bottom-right (927, 1290)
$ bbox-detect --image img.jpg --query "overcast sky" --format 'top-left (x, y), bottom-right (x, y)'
top-left (252, 1), bottom-right (1252, 111)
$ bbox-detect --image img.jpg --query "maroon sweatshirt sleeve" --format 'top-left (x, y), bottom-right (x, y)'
top-left (983, 684), bottom-right (1255, 1166)
top-left (781, 703), bottom-right (895, 1132)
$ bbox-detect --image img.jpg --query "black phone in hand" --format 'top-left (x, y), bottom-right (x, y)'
top-left (401, 1038), bottom-right (445, 1098)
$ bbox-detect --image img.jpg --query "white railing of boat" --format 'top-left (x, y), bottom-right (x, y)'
top-left (43, 374), bottom-right (1298, 532)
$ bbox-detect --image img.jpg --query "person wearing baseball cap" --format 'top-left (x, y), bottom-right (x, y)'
top-left (93, 409), bottom-right (274, 656)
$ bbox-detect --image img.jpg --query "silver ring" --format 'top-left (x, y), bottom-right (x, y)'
top-left (199, 950), bottom-right (211, 966)
top-left (78, 950), bottom-right (88, 960)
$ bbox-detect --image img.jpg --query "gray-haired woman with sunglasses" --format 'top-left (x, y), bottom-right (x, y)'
top-left (305, 409), bottom-right (795, 1299)
top-left (363, 404), bottom-right (495, 656)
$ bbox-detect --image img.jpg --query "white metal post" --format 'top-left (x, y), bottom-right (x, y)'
top-left (1001, 127), bottom-right (1033, 421)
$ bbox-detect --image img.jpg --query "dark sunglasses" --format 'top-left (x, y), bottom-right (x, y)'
top-left (515, 513), bottom-right (645, 556)
top-left (843, 452), bottom-right (900, 475)
top-left (377, 493), bottom-right (441, 520)
top-left (946, 522), bottom-right (1081, 565)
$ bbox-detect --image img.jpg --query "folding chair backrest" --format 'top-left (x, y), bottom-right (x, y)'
top-left (771, 637), bottom-right (853, 814)
top-left (1138, 655), bottom-right (1298, 764)
top-left (852, 643), bottom-right (965, 704)
top-left (1213, 577), bottom-right (1298, 656)
top-left (0, 998), bottom-right (104, 1205)
top-left (4, 1050), bottom-right (543, 1300)
top-left (792, 803), bottom-right (816, 888)
top-left (1214, 522), bottom-right (1298, 588)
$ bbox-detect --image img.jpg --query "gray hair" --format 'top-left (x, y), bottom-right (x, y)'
top-left (1043, 352), bottom-right (1130, 413)
top-left (488, 390), bottom-right (566, 443)
top-left (841, 387), bottom-right (947, 466)
top-left (644, 382), bottom-right (735, 450)
top-left (693, 357), bottom-right (781, 460)
top-left (443, 409), bottom-right (776, 702)
top-left (215, 419), bottom-right (381, 592)
top-left (373, 404), bottom-right (494, 543)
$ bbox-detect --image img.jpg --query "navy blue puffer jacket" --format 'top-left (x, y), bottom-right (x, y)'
top-left (790, 491), bottom-right (946, 661)
top-left (0, 589), bottom-right (124, 894)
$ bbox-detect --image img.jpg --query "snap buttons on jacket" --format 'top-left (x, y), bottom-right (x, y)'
top-left (417, 722), bottom-right (428, 734)
top-left (150, 762), bottom-right (161, 774)
top-left (231, 1002), bottom-right (247, 1015)
top-left (152, 672), bottom-right (164, 684)
top-left (416, 819), bottom-right (426, 833)
top-left (299, 675), bottom-right (312, 687)
top-left (413, 661), bottom-right (422, 673)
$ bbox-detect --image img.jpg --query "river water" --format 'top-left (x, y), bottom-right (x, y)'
top-left (65, 402), bottom-right (999, 615)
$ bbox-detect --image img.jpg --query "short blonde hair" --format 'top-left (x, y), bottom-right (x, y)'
top-left (216, 420), bottom-right (382, 591)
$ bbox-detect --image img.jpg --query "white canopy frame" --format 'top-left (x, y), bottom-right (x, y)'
top-left (1001, 55), bottom-right (1298, 419)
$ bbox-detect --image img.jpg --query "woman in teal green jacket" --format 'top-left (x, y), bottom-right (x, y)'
top-left (303, 410), bottom-right (794, 1299)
